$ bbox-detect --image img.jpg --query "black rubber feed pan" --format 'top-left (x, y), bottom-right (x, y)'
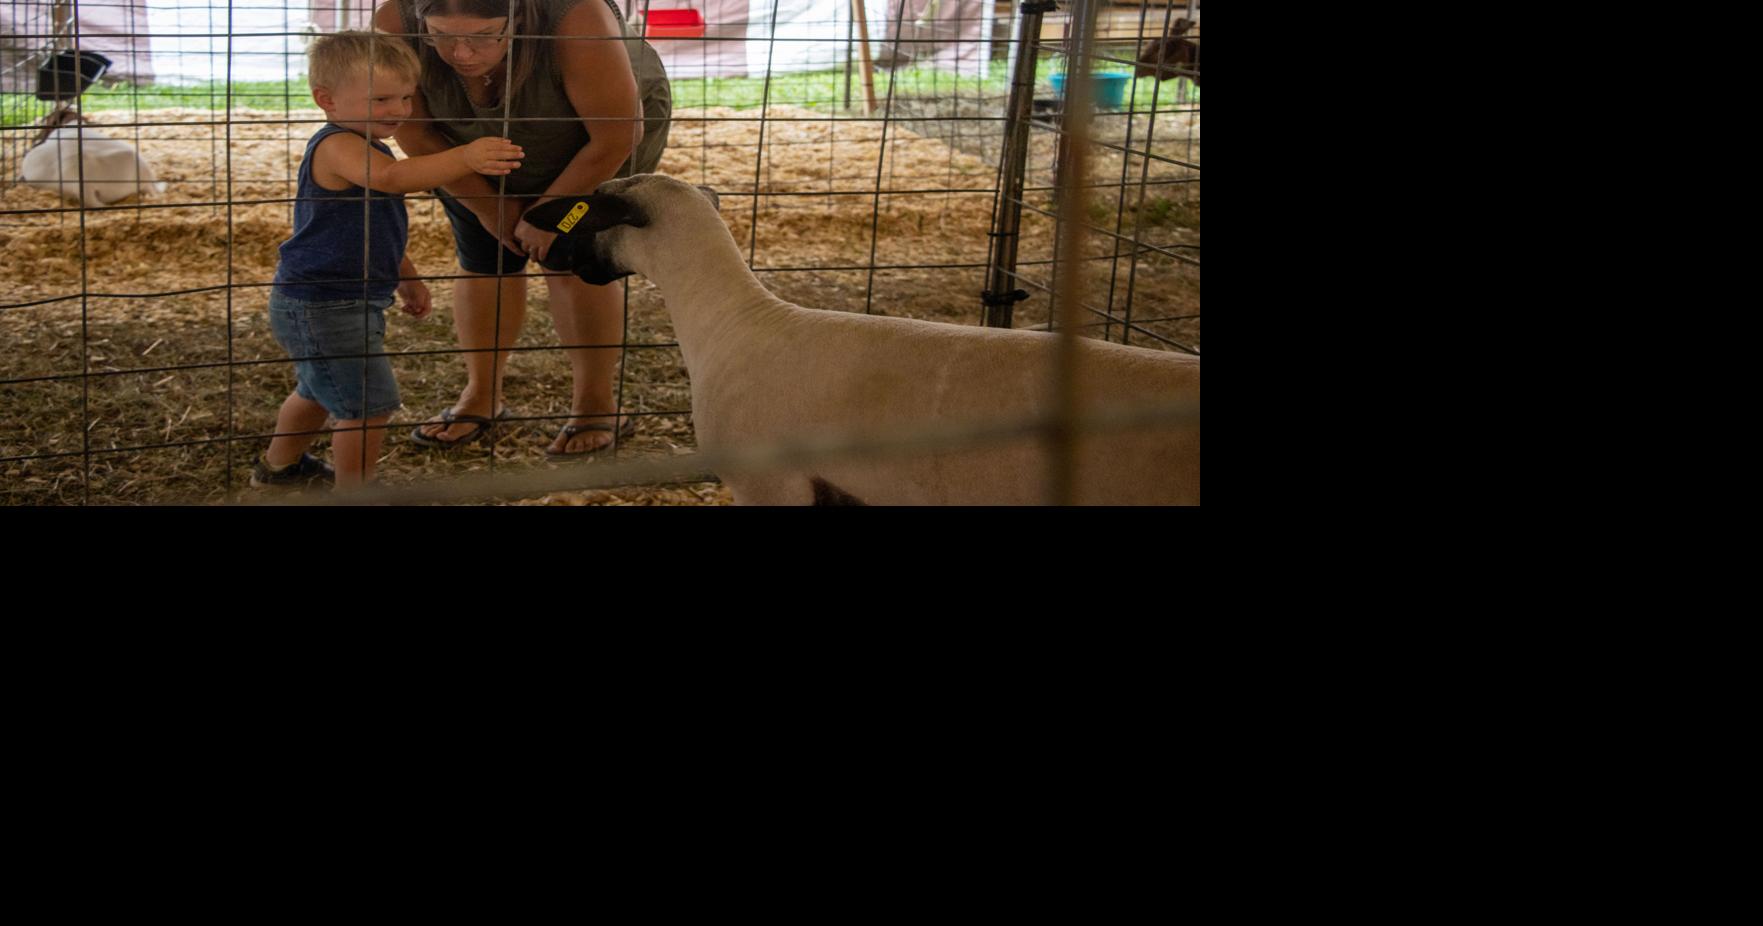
top-left (36, 49), bottom-right (112, 102)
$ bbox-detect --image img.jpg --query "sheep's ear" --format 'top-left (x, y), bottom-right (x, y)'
top-left (524, 195), bottom-right (573, 229)
top-left (525, 191), bottom-right (649, 238)
top-left (695, 185), bottom-right (721, 210)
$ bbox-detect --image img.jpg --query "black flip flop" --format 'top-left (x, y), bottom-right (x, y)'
top-left (545, 417), bottom-right (636, 458)
top-left (409, 407), bottom-right (509, 450)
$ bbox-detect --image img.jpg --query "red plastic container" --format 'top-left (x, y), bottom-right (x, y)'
top-left (642, 9), bottom-right (705, 39)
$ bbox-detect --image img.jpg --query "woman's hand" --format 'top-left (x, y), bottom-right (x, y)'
top-left (513, 218), bottom-right (560, 264)
top-left (474, 199), bottom-right (531, 256)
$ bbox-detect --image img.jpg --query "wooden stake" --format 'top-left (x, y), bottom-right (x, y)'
top-left (852, 0), bottom-right (878, 113)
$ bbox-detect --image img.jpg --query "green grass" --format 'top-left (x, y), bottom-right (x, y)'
top-left (3, 79), bottom-right (312, 126)
top-left (668, 57), bottom-right (1015, 111)
top-left (4, 58), bottom-right (1195, 128)
top-left (1121, 73), bottom-right (1199, 109)
top-left (4, 62), bottom-right (1014, 128)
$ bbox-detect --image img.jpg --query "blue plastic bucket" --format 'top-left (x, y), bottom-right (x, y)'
top-left (1050, 71), bottom-right (1129, 110)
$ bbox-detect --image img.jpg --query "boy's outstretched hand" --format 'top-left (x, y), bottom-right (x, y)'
top-left (396, 277), bottom-right (433, 319)
top-left (463, 137), bottom-right (524, 176)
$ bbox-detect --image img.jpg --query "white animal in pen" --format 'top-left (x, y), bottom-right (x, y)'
top-left (19, 112), bottom-right (167, 208)
top-left (530, 173), bottom-right (1199, 506)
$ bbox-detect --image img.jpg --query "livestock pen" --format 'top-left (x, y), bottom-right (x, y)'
top-left (0, 0), bottom-right (1199, 505)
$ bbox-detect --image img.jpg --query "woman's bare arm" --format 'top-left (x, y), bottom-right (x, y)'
top-left (530, 0), bottom-right (642, 209)
top-left (510, 0), bottom-right (644, 260)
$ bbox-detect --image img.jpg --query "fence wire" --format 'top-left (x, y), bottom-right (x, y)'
top-left (1, 0), bottom-right (1199, 504)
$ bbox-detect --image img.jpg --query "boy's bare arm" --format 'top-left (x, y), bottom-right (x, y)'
top-left (392, 122), bottom-right (522, 226)
top-left (391, 85), bottom-right (503, 207)
top-left (314, 132), bottom-right (521, 195)
top-left (389, 89), bottom-right (531, 252)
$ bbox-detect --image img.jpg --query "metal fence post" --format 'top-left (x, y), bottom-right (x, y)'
top-left (980, 0), bottom-right (1055, 329)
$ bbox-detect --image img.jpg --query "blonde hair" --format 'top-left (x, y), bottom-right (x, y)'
top-left (307, 30), bottom-right (422, 92)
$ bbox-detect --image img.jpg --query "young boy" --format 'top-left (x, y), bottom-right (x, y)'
top-left (254, 30), bottom-right (522, 490)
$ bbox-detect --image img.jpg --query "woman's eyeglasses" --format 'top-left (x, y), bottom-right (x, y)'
top-left (421, 20), bottom-right (514, 53)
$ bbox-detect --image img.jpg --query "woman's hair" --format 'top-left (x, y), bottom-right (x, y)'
top-left (407, 0), bottom-right (547, 104)
top-left (308, 30), bottom-right (422, 92)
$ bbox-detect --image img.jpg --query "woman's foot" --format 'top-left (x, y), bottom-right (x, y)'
top-left (416, 402), bottom-right (514, 449)
top-left (546, 414), bottom-right (635, 456)
top-left (414, 394), bottom-right (505, 446)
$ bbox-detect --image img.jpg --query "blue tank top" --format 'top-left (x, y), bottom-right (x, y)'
top-left (274, 124), bottom-right (409, 301)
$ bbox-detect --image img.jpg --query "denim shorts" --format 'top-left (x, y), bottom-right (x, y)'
top-left (437, 192), bottom-right (534, 275)
top-left (267, 290), bottom-right (401, 421)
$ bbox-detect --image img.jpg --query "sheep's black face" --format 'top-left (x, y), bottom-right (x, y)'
top-left (552, 234), bottom-right (633, 286)
top-left (526, 190), bottom-right (649, 285)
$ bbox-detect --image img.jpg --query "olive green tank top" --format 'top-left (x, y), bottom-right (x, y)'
top-left (398, 0), bottom-right (670, 197)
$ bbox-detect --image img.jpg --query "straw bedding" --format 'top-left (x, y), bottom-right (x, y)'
top-left (1, 103), bottom-right (1197, 504)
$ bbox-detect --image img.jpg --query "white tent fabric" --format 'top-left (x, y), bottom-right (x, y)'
top-left (143, 0), bottom-right (317, 85)
top-left (4, 0), bottom-right (991, 90)
top-left (640, 0), bottom-right (992, 80)
top-left (2, 0), bottom-right (313, 88)
top-left (77, 0), bottom-right (156, 84)
top-left (309, 0), bottom-right (992, 82)
top-left (2, 0), bottom-right (156, 92)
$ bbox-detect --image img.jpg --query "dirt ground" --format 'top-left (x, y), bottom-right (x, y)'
top-left (0, 102), bottom-right (1198, 505)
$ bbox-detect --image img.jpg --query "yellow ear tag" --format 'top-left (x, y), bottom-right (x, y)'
top-left (556, 201), bottom-right (589, 233)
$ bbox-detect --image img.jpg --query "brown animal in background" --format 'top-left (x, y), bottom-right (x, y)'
top-left (1135, 17), bottom-right (1200, 84)
top-left (30, 104), bottom-right (82, 149)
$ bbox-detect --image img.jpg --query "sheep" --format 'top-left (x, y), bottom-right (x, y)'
top-left (19, 110), bottom-right (167, 208)
top-left (526, 174), bottom-right (1199, 505)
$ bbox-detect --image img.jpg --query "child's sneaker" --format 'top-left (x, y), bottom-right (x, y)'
top-left (250, 453), bottom-right (335, 489)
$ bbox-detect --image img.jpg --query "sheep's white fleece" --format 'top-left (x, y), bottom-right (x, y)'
top-left (588, 174), bottom-right (1200, 505)
top-left (20, 123), bottom-right (167, 208)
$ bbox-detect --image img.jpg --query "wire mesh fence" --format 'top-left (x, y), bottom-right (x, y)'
top-left (1, 0), bottom-right (1199, 505)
